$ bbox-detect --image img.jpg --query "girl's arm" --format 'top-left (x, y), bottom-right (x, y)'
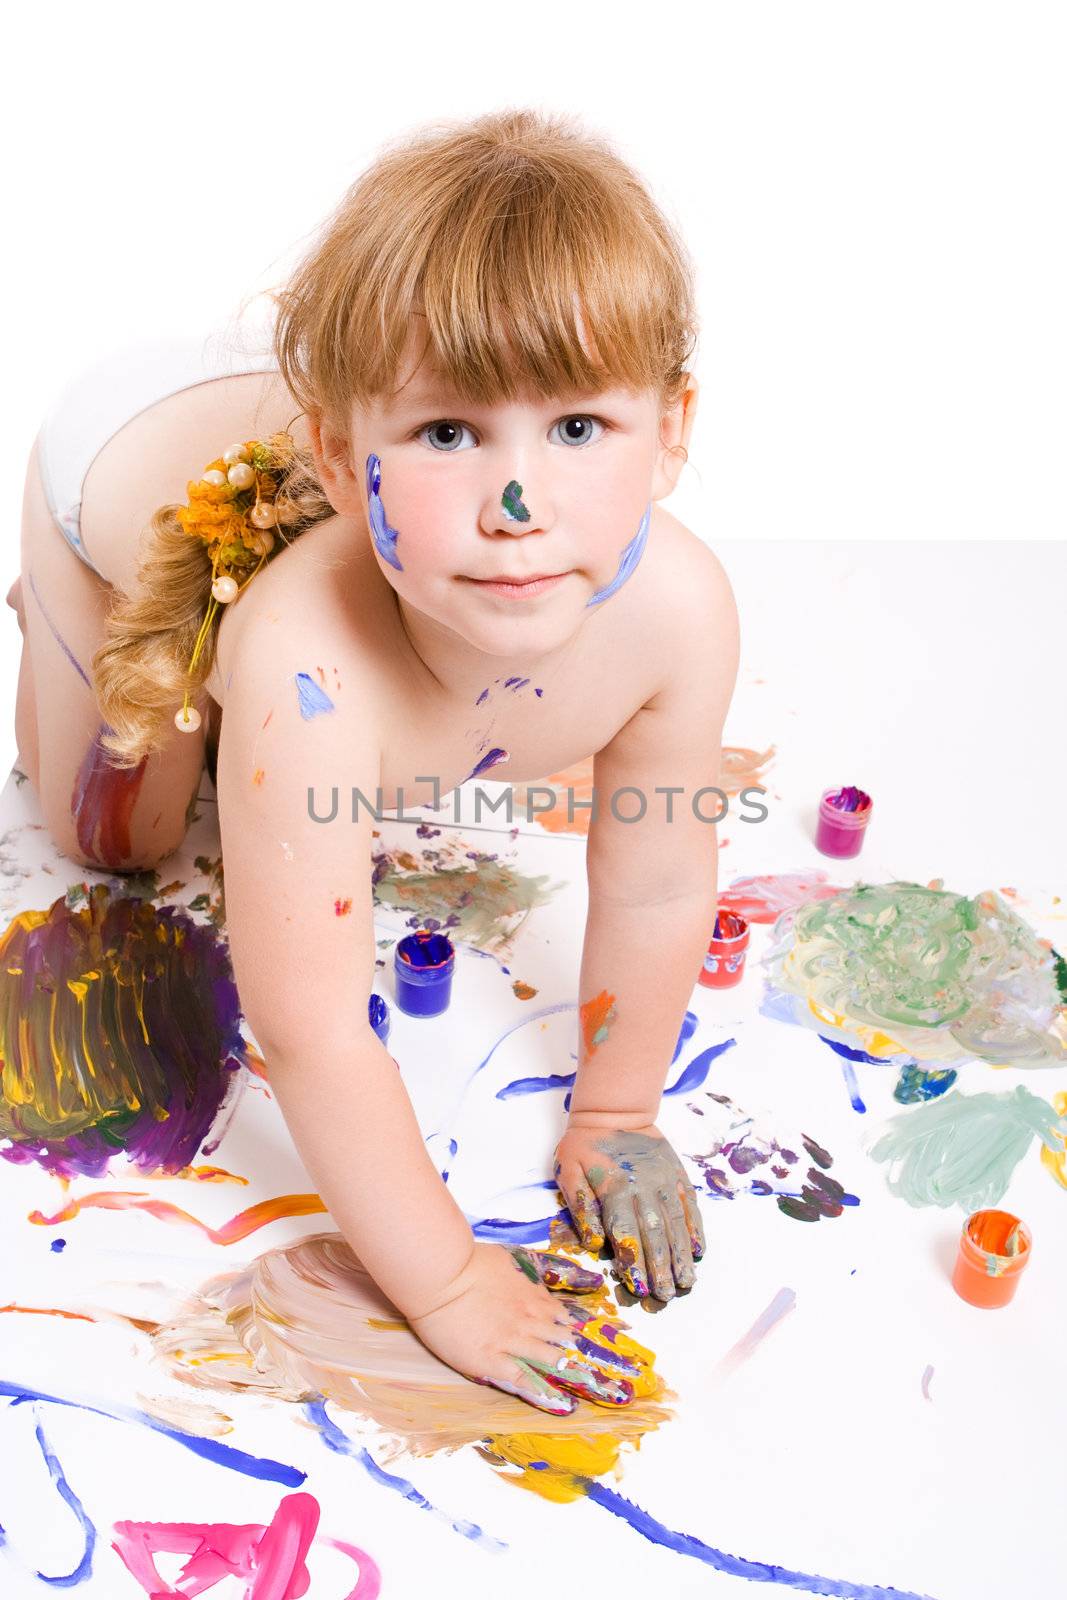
top-left (217, 612), bottom-right (635, 1411)
top-left (554, 541), bottom-right (741, 1299)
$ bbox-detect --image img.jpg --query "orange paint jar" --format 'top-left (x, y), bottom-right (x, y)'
top-left (951, 1209), bottom-right (1032, 1309)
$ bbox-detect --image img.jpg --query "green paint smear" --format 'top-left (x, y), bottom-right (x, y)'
top-left (869, 1085), bottom-right (1067, 1210)
top-left (501, 481), bottom-right (531, 523)
top-left (770, 880), bottom-right (1067, 1066)
top-left (372, 846), bottom-right (561, 951)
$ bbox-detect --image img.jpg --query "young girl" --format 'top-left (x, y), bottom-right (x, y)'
top-left (10, 108), bottom-right (739, 1415)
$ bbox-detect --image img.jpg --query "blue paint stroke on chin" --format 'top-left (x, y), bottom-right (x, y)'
top-left (295, 672), bottom-right (336, 720)
top-left (583, 1481), bottom-right (934, 1599)
top-left (586, 502), bottom-right (651, 608)
top-left (305, 1399), bottom-right (507, 1553)
top-left (365, 454), bottom-right (403, 571)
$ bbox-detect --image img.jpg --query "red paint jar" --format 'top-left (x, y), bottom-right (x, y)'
top-left (951, 1209), bottom-right (1032, 1309)
top-left (815, 786), bottom-right (873, 859)
top-left (698, 911), bottom-right (749, 989)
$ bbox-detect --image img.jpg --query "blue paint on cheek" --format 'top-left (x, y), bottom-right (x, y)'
top-left (586, 502), bottom-right (652, 608)
top-left (365, 453), bottom-right (404, 571)
top-left (294, 672), bottom-right (336, 720)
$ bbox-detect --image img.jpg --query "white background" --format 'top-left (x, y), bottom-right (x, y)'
top-left (1, 1), bottom-right (1064, 773)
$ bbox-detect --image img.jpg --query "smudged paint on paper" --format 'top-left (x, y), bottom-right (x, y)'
top-left (764, 880), bottom-right (1067, 1068)
top-left (1039, 1091), bottom-right (1067, 1189)
top-left (0, 1378), bottom-right (305, 1484)
top-left (152, 1233), bottom-right (671, 1489)
top-left (684, 1090), bottom-right (859, 1223)
top-left (371, 834), bottom-right (561, 950)
top-left (894, 1064), bottom-right (958, 1104)
top-left (365, 454), bottom-right (403, 570)
top-left (112, 1489), bottom-right (381, 1600)
top-left (510, 746), bottom-right (774, 838)
top-left (306, 1399), bottom-right (507, 1552)
top-left (29, 1188), bottom-right (328, 1243)
top-left (869, 1085), bottom-right (1067, 1210)
top-left (0, 886), bottom-right (247, 1178)
top-left (921, 1364), bottom-right (935, 1401)
top-left (715, 1288), bottom-right (797, 1378)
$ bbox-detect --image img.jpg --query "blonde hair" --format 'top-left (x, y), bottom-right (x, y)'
top-left (93, 107), bottom-right (698, 768)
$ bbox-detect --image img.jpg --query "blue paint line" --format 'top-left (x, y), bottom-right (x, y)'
top-left (27, 572), bottom-right (91, 688)
top-left (496, 1071), bottom-right (576, 1100)
top-left (470, 1213), bottom-right (566, 1244)
top-left (294, 672), bottom-right (336, 720)
top-left (365, 454), bottom-right (403, 570)
top-left (0, 1381), bottom-right (304, 1486)
top-left (305, 1399), bottom-right (506, 1553)
top-left (817, 1037), bottom-right (889, 1067)
top-left (584, 1481), bottom-right (935, 1598)
top-left (840, 1061), bottom-right (867, 1114)
top-left (664, 1038), bottom-right (737, 1096)
top-left (32, 1406), bottom-right (97, 1587)
top-left (586, 503), bottom-right (651, 607)
top-left (671, 1010), bottom-right (700, 1064)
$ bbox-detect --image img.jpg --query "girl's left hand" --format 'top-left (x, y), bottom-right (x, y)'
top-left (552, 1124), bottom-right (705, 1301)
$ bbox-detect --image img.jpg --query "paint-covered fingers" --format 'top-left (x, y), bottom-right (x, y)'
top-left (637, 1200), bottom-right (676, 1301)
top-left (486, 1359), bottom-right (577, 1415)
top-left (524, 1352), bottom-right (634, 1409)
top-left (510, 1246), bottom-right (603, 1293)
top-left (659, 1188), bottom-right (696, 1291)
top-left (553, 1159), bottom-right (606, 1253)
top-left (599, 1192), bottom-right (649, 1299)
top-left (678, 1173), bottom-right (706, 1261)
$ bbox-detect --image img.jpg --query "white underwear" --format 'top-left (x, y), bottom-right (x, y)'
top-left (36, 326), bottom-right (280, 578)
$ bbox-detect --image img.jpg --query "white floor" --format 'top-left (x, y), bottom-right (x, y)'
top-left (0, 540), bottom-right (1064, 1598)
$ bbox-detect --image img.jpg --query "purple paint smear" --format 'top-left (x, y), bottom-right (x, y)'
top-left (463, 747), bottom-right (510, 782)
top-left (921, 1364), bottom-right (935, 1402)
top-left (717, 1288), bottom-right (797, 1377)
top-left (305, 1399), bottom-right (506, 1553)
top-left (0, 887), bottom-right (248, 1178)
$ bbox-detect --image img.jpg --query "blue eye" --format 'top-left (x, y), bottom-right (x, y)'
top-left (552, 415), bottom-right (604, 447)
top-left (420, 420), bottom-right (475, 452)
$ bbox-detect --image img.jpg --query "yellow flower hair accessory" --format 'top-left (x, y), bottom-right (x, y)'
top-left (174, 432), bottom-right (298, 734)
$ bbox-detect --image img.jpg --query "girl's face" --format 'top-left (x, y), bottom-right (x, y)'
top-left (317, 344), bottom-right (686, 663)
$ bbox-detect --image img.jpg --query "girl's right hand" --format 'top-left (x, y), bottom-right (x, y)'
top-left (406, 1241), bottom-right (638, 1414)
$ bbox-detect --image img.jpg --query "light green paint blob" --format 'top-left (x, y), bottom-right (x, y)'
top-left (869, 1085), bottom-right (1067, 1211)
top-left (768, 880), bottom-right (1067, 1066)
top-left (371, 843), bottom-right (562, 950)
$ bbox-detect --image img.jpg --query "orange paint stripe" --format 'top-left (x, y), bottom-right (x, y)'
top-left (0, 1303), bottom-right (96, 1323)
top-left (28, 1190), bottom-right (327, 1244)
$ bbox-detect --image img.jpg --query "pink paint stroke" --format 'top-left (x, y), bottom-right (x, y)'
top-left (112, 1489), bottom-right (381, 1599)
top-left (921, 1364), bottom-right (935, 1402)
top-left (717, 872), bottom-right (843, 925)
top-left (715, 1287), bottom-right (797, 1378)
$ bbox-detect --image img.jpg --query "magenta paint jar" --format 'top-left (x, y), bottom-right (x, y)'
top-left (394, 930), bottom-right (455, 1018)
top-left (698, 911), bottom-right (750, 989)
top-left (815, 786), bottom-right (873, 859)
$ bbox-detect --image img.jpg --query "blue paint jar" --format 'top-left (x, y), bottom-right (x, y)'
top-left (394, 930), bottom-right (455, 1018)
top-left (368, 992), bottom-right (391, 1045)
